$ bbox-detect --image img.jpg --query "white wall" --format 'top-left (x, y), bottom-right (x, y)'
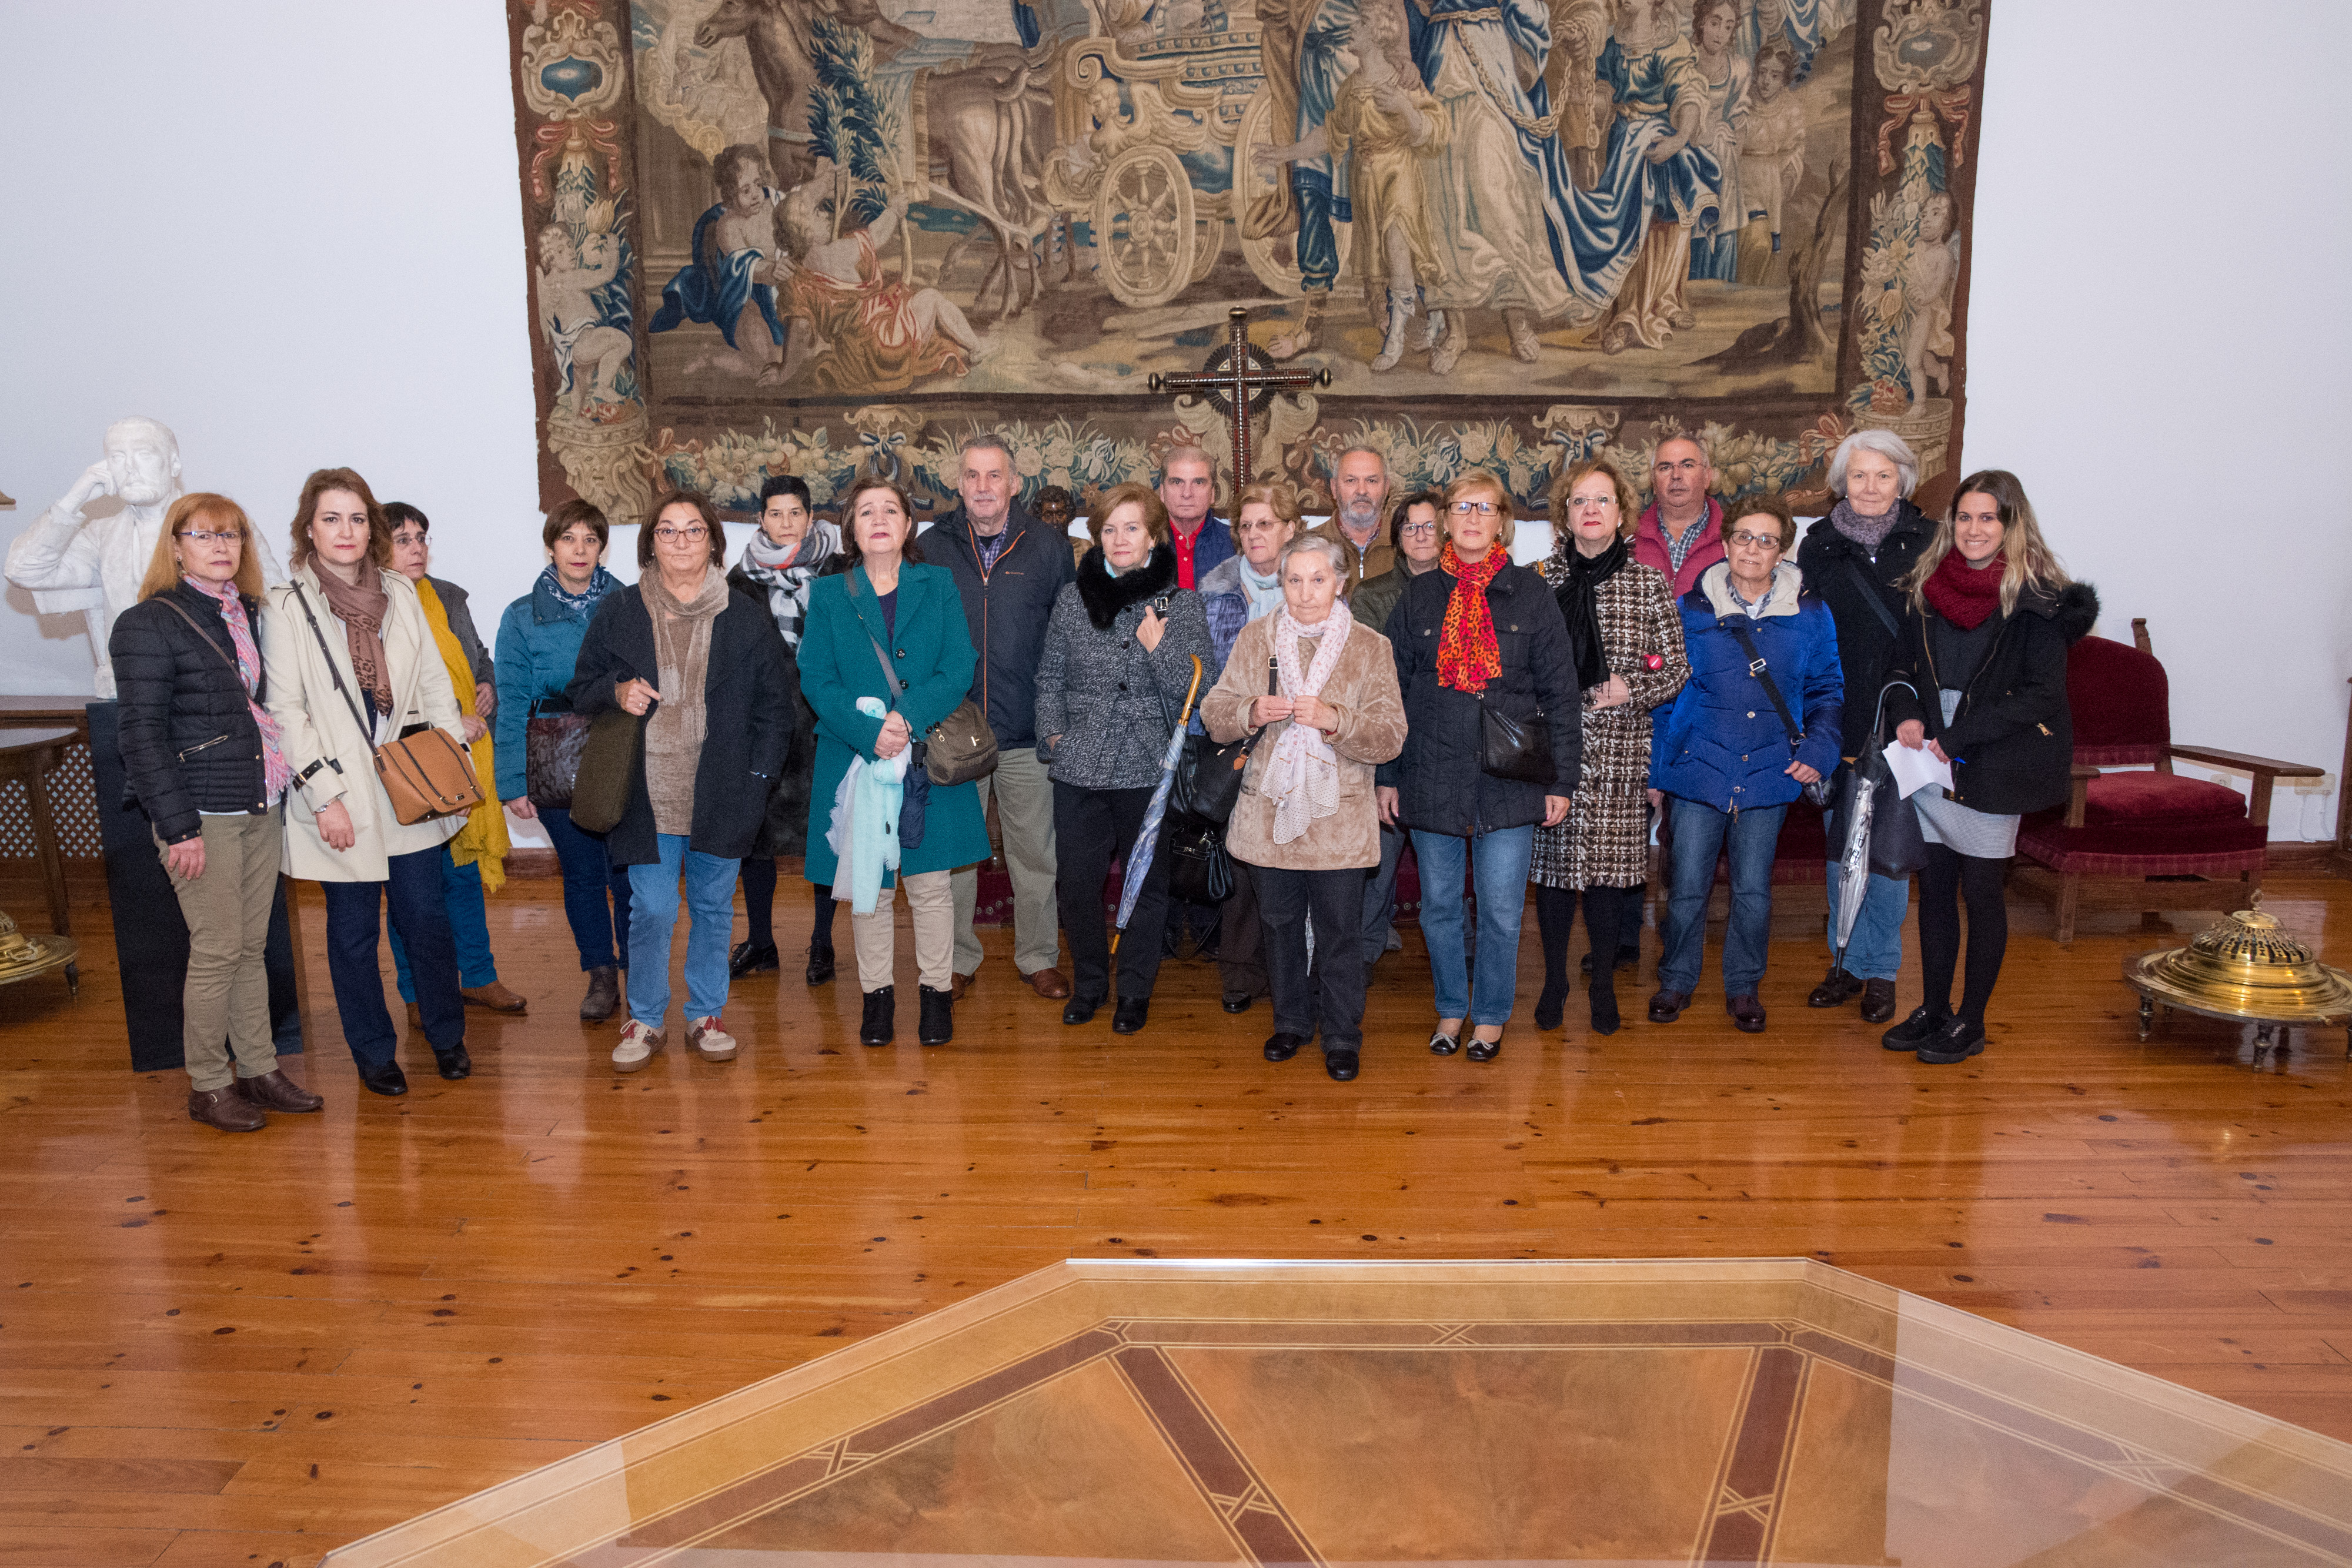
top-left (5, 2), bottom-right (2348, 836)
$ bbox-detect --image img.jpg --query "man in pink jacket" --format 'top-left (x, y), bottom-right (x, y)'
top-left (1631, 436), bottom-right (1727, 597)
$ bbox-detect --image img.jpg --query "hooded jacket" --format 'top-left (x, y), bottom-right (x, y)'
top-left (1649, 560), bottom-right (1844, 813)
top-left (1883, 579), bottom-right (2102, 817)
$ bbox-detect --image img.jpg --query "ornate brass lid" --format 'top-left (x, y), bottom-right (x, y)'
top-left (2127, 907), bottom-right (2352, 1024)
top-left (0, 906), bottom-right (77, 986)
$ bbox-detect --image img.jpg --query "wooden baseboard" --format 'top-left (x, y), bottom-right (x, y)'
top-left (2268, 841), bottom-right (2344, 875)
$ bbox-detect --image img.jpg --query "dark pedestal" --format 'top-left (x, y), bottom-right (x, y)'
top-left (86, 701), bottom-right (302, 1072)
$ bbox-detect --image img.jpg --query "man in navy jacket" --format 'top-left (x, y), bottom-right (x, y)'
top-left (935, 437), bottom-right (1078, 1000)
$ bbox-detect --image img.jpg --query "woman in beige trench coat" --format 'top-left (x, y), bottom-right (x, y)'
top-left (262, 467), bottom-right (471, 1098)
top-left (1202, 533), bottom-right (1406, 1082)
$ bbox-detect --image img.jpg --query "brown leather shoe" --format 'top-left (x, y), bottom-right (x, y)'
top-left (461, 981), bottom-right (527, 1013)
top-left (1727, 993), bottom-right (1768, 1033)
top-left (1647, 989), bottom-right (1690, 1024)
top-left (1860, 978), bottom-right (1899, 1025)
top-left (1022, 967), bottom-right (1072, 999)
top-left (950, 967), bottom-right (977, 1002)
top-left (234, 1069), bottom-right (323, 1113)
top-left (188, 1086), bottom-right (266, 1132)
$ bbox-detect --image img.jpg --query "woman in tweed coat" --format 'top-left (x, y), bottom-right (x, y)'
top-left (1034, 482), bottom-right (1213, 1035)
top-left (1530, 459), bottom-right (1689, 1035)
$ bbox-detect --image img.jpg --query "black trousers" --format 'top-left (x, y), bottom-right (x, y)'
top-left (1255, 862), bottom-right (1367, 1052)
top-left (1054, 781), bottom-right (1170, 1002)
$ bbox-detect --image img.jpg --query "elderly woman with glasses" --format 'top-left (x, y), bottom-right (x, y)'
top-left (569, 490), bottom-right (795, 1072)
top-left (1648, 494), bottom-right (1842, 1035)
top-left (1377, 469), bottom-right (1581, 1062)
top-left (1794, 429), bottom-right (1935, 1025)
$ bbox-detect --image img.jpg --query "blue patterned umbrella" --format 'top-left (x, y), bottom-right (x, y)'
top-left (1112, 657), bottom-right (1205, 951)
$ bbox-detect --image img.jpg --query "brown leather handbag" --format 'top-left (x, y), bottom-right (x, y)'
top-left (289, 584), bottom-right (486, 825)
top-left (524, 697), bottom-right (592, 809)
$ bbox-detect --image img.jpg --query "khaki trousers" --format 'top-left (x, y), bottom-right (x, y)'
top-left (853, 869), bottom-right (956, 992)
top-left (159, 813), bottom-right (285, 1092)
top-left (948, 746), bottom-right (1061, 977)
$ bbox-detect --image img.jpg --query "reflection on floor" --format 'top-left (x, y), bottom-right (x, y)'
top-left (325, 1259), bottom-right (2352, 1567)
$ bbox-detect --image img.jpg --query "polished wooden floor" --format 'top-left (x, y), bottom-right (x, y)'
top-left (2, 868), bottom-right (2349, 1566)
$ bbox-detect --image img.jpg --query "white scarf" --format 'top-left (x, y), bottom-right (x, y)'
top-left (1238, 557), bottom-right (1284, 620)
top-left (1258, 607), bottom-right (1351, 845)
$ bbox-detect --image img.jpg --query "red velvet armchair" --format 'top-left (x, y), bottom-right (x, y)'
top-left (2012, 619), bottom-right (2322, 944)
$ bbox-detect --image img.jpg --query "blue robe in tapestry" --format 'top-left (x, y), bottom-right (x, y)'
top-left (1559, 34), bottom-right (1723, 309)
top-left (649, 199), bottom-right (784, 349)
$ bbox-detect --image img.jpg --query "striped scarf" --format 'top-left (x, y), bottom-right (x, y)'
top-left (186, 577), bottom-right (292, 803)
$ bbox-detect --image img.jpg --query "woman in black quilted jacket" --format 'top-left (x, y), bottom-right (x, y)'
top-left (109, 494), bottom-right (323, 1132)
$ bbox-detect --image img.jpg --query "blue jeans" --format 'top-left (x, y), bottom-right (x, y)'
top-left (1660, 798), bottom-right (1788, 997)
top-left (1359, 823), bottom-right (1405, 965)
top-left (1411, 825), bottom-right (1534, 1028)
top-left (542, 805), bottom-right (634, 971)
top-left (1824, 860), bottom-right (1909, 985)
top-left (320, 845), bottom-right (464, 1069)
top-left (626, 834), bottom-right (739, 1027)
top-left (389, 847), bottom-right (497, 1000)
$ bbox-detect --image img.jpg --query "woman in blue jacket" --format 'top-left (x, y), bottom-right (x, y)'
top-left (1648, 494), bottom-right (1842, 1034)
top-left (492, 500), bottom-right (633, 1023)
top-left (800, 474), bottom-right (991, 1048)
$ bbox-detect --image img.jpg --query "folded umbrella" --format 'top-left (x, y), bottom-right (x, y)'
top-left (1833, 679), bottom-right (1922, 972)
top-left (1112, 656), bottom-right (1205, 952)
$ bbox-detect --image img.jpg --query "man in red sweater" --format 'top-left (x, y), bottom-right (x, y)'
top-left (1631, 436), bottom-right (1727, 597)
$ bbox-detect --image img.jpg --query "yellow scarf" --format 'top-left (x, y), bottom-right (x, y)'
top-left (416, 579), bottom-right (509, 891)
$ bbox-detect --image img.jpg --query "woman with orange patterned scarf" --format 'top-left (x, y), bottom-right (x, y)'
top-left (1374, 469), bottom-right (1581, 1062)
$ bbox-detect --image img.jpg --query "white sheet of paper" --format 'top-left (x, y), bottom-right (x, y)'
top-left (1883, 740), bottom-right (1954, 800)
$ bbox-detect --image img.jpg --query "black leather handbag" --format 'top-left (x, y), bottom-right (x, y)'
top-left (1163, 813), bottom-right (1238, 904)
top-left (524, 697), bottom-right (590, 810)
top-left (1479, 698), bottom-right (1556, 785)
top-left (1174, 655), bottom-right (1278, 824)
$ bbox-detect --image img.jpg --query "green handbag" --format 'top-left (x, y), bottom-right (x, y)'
top-left (566, 706), bottom-right (644, 834)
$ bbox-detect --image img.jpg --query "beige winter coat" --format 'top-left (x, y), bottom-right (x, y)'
top-left (1201, 611), bottom-right (1405, 871)
top-left (263, 562), bottom-right (465, 882)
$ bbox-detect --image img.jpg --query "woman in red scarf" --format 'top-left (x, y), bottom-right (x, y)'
top-left (1374, 470), bottom-right (1581, 1062)
top-left (1882, 470), bottom-right (2097, 1065)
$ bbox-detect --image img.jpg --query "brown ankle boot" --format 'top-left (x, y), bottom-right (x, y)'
top-left (188, 1086), bottom-right (266, 1132)
top-left (234, 1069), bottom-right (323, 1113)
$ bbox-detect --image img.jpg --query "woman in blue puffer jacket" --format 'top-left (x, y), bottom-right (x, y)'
top-left (1648, 493), bottom-right (1842, 1034)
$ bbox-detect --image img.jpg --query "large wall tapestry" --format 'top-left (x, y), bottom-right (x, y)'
top-left (507, 0), bottom-right (1987, 521)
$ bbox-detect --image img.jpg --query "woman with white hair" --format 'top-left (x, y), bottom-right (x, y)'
top-left (1202, 532), bottom-right (1405, 1082)
top-left (1793, 428), bottom-right (1936, 1025)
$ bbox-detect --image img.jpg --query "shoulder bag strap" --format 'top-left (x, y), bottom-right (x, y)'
top-left (156, 597), bottom-right (241, 677)
top-left (288, 583), bottom-right (375, 744)
top-left (1724, 617), bottom-right (1803, 752)
top-left (1840, 554), bottom-right (1901, 638)
top-left (848, 593), bottom-right (904, 702)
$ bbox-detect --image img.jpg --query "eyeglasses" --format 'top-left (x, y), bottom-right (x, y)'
top-left (1449, 500), bottom-right (1499, 516)
top-left (1728, 531), bottom-right (1784, 550)
top-left (1398, 521), bottom-right (1438, 537)
top-left (175, 530), bottom-right (242, 546)
top-left (652, 525), bottom-right (710, 541)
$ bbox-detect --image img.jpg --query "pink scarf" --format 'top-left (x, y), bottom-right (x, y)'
top-left (186, 577), bottom-right (292, 803)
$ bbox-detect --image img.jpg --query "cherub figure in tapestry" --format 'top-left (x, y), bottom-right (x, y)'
top-left (1254, 0), bottom-right (1448, 373)
top-left (769, 165), bottom-right (988, 393)
top-left (649, 143), bottom-right (792, 384)
top-left (537, 217), bottom-right (637, 417)
top-left (1683, 0), bottom-right (1750, 282)
top-left (1733, 36), bottom-right (1806, 283)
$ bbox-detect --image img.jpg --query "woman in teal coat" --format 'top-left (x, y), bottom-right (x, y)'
top-left (800, 474), bottom-right (990, 1048)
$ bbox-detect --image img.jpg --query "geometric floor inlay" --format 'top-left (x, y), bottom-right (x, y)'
top-left (320, 1259), bottom-right (2352, 1567)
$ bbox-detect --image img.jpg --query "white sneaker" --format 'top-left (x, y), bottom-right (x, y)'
top-left (613, 1019), bottom-right (666, 1073)
top-left (687, 1015), bottom-right (738, 1062)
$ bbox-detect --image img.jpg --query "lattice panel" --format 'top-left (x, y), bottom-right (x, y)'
top-left (0, 742), bottom-right (102, 859)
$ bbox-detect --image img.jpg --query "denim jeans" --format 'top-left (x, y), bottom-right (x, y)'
top-left (1359, 823), bottom-right (1405, 966)
top-left (1410, 825), bottom-right (1534, 1028)
top-left (1659, 798), bottom-right (1788, 997)
top-left (1824, 771), bottom-right (1910, 981)
top-left (389, 847), bottom-right (498, 1000)
top-left (626, 834), bottom-right (740, 1027)
top-left (320, 844), bottom-right (464, 1069)
top-left (541, 805), bottom-right (633, 970)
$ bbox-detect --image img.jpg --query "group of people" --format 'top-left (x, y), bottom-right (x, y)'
top-left (112, 429), bottom-right (2093, 1132)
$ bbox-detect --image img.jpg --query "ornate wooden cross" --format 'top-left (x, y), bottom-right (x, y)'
top-left (1148, 307), bottom-right (1329, 488)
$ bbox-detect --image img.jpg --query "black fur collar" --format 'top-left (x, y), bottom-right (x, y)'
top-left (1075, 543), bottom-right (1177, 629)
top-left (2019, 579), bottom-right (2101, 641)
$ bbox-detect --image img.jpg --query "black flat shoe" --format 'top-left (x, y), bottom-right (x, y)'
top-left (730, 940), bottom-right (780, 978)
top-left (1324, 1049), bottom-right (1359, 1081)
top-left (805, 944), bottom-right (836, 985)
top-left (860, 985), bottom-right (895, 1046)
top-left (1882, 1005), bottom-right (1947, 1051)
top-left (1532, 980), bottom-right (1568, 1032)
top-left (1465, 1032), bottom-right (1503, 1063)
top-left (432, 1046), bottom-right (471, 1081)
top-left (358, 1061), bottom-right (408, 1097)
top-left (1264, 1031), bottom-right (1307, 1062)
top-left (917, 984), bottom-right (953, 1047)
top-left (1111, 997), bottom-right (1150, 1034)
top-left (1806, 965), bottom-right (1863, 1008)
top-left (1063, 995), bottom-right (1102, 1025)
top-left (1221, 994), bottom-right (1252, 1014)
top-left (1917, 1017), bottom-right (1987, 1065)
top-left (1861, 978), bottom-right (1899, 1025)
top-left (1648, 989), bottom-right (1690, 1024)
top-left (1428, 1029), bottom-right (1460, 1056)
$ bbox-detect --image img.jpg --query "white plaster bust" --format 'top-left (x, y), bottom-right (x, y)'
top-left (4, 417), bottom-right (280, 698)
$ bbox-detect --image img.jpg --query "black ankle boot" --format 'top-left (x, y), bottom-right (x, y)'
top-left (806, 942), bottom-right (836, 985)
top-left (917, 984), bottom-right (953, 1047)
top-left (1533, 977), bottom-right (1568, 1031)
top-left (1591, 982), bottom-right (1621, 1037)
top-left (860, 986), bottom-right (895, 1046)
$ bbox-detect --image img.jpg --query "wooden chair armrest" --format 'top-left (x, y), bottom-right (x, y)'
top-left (2167, 744), bottom-right (2325, 780)
top-left (2065, 763), bottom-right (2097, 829)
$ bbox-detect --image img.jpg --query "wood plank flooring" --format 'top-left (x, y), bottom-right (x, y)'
top-left (2, 870), bottom-right (2348, 1566)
